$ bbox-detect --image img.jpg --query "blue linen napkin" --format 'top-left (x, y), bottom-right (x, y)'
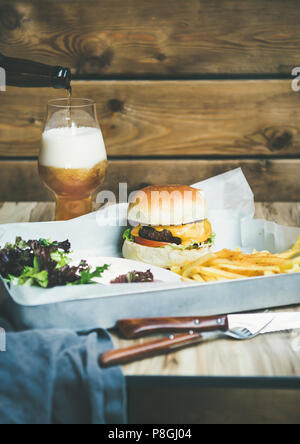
top-left (0, 318), bottom-right (127, 424)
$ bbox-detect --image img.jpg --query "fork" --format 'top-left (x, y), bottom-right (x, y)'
top-left (99, 319), bottom-right (273, 368)
top-left (224, 326), bottom-right (266, 340)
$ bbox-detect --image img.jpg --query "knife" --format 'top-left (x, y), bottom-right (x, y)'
top-left (116, 313), bottom-right (300, 339)
top-left (99, 312), bottom-right (300, 368)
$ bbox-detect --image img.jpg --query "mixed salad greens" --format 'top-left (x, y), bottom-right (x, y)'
top-left (0, 237), bottom-right (109, 288)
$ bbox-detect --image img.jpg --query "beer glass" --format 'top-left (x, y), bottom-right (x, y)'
top-left (39, 98), bottom-right (107, 221)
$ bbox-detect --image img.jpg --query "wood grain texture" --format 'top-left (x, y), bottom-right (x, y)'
top-left (0, 202), bottom-right (55, 223)
top-left (0, 80), bottom-right (300, 158)
top-left (0, 201), bottom-right (299, 378)
top-left (0, 159), bottom-right (300, 202)
top-left (0, 0), bottom-right (299, 76)
top-left (255, 202), bottom-right (300, 228)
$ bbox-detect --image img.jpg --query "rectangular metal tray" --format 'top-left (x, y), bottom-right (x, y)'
top-left (1, 210), bottom-right (299, 331)
top-left (2, 272), bottom-right (300, 331)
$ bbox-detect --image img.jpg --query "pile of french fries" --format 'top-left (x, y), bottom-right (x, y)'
top-left (171, 236), bottom-right (300, 283)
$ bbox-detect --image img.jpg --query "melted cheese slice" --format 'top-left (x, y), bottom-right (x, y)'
top-left (131, 220), bottom-right (212, 246)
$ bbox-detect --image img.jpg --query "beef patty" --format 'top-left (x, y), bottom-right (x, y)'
top-left (139, 226), bottom-right (181, 245)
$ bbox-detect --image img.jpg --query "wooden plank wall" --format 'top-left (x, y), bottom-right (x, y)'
top-left (0, 0), bottom-right (300, 201)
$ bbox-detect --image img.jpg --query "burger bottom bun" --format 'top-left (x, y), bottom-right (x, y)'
top-left (122, 239), bottom-right (211, 269)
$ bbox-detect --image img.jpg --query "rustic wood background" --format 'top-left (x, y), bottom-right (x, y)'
top-left (0, 0), bottom-right (300, 201)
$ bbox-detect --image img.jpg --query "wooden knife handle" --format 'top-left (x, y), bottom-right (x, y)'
top-left (117, 315), bottom-right (228, 339)
top-left (99, 332), bottom-right (203, 368)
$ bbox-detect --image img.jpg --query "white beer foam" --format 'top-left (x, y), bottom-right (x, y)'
top-left (40, 126), bottom-right (107, 169)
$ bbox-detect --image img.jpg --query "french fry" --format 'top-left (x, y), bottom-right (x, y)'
top-left (181, 253), bottom-right (215, 278)
top-left (170, 266), bottom-right (182, 275)
top-left (196, 266), bottom-right (245, 280)
top-left (278, 236), bottom-right (300, 259)
top-left (176, 238), bottom-right (300, 284)
top-left (212, 258), bottom-right (284, 268)
top-left (181, 276), bottom-right (196, 282)
top-left (291, 257), bottom-right (300, 265)
top-left (264, 271), bottom-right (275, 277)
top-left (192, 274), bottom-right (205, 282)
top-left (218, 263), bottom-right (281, 274)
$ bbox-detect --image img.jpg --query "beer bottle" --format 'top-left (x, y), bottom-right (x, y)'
top-left (0, 53), bottom-right (71, 89)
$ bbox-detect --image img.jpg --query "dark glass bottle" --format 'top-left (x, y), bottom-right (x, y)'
top-left (0, 53), bottom-right (71, 89)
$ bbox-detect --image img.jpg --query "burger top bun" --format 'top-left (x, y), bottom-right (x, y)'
top-left (128, 185), bottom-right (208, 226)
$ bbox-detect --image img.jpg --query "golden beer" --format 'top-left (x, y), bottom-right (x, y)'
top-left (39, 99), bottom-right (107, 221)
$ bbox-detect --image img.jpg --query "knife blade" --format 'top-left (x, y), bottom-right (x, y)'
top-left (117, 313), bottom-right (300, 339)
top-left (229, 313), bottom-right (300, 335)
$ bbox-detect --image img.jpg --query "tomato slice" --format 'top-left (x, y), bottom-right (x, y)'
top-left (133, 236), bottom-right (169, 248)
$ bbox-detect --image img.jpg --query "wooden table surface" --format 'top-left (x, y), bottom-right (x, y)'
top-left (1, 201), bottom-right (300, 379)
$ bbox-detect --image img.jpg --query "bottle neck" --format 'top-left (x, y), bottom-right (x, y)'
top-left (51, 66), bottom-right (72, 90)
top-left (0, 54), bottom-right (71, 90)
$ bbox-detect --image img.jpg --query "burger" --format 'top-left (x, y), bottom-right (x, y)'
top-left (122, 185), bottom-right (214, 268)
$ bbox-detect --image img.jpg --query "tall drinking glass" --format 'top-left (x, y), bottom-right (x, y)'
top-left (39, 98), bottom-right (107, 221)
